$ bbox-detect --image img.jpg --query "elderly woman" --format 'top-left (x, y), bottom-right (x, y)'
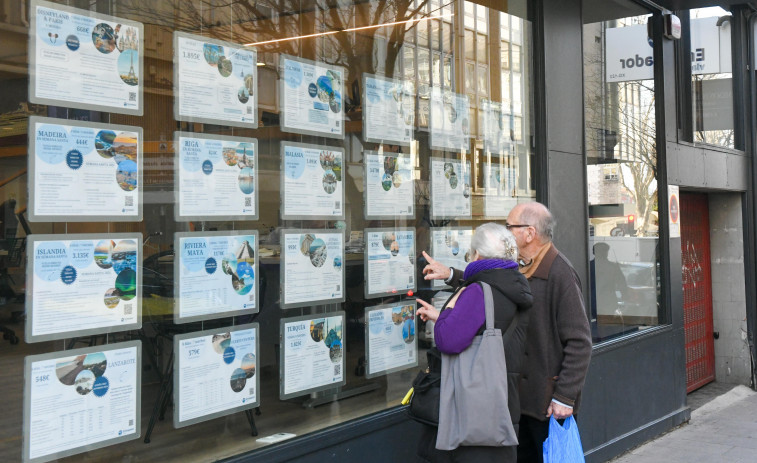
top-left (416, 222), bottom-right (533, 463)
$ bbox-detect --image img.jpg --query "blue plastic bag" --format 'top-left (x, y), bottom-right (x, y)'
top-left (542, 415), bottom-right (585, 463)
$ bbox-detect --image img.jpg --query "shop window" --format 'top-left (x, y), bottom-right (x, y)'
top-left (0, 0), bottom-right (535, 461)
top-left (583, 0), bottom-right (665, 343)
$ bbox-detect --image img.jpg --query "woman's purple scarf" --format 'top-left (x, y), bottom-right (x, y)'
top-left (463, 258), bottom-right (518, 280)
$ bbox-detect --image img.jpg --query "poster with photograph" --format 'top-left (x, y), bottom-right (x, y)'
top-left (430, 228), bottom-right (473, 289)
top-left (174, 32), bottom-right (258, 128)
top-left (280, 55), bottom-right (345, 139)
top-left (364, 228), bottom-right (416, 298)
top-left (280, 313), bottom-right (346, 399)
top-left (429, 88), bottom-right (470, 152)
top-left (174, 324), bottom-right (260, 428)
top-left (26, 233), bottom-right (141, 343)
top-left (23, 341), bottom-right (141, 463)
top-left (30, 0), bottom-right (143, 115)
top-left (365, 302), bottom-right (418, 378)
top-left (175, 132), bottom-right (258, 221)
top-left (483, 157), bottom-right (517, 218)
top-left (28, 117), bottom-right (142, 222)
top-left (482, 99), bottom-right (511, 155)
top-left (281, 142), bottom-right (344, 219)
top-left (175, 231), bottom-right (258, 323)
top-left (430, 158), bottom-right (471, 219)
top-left (281, 230), bottom-right (345, 308)
top-left (364, 151), bottom-right (414, 219)
top-left (363, 74), bottom-right (414, 145)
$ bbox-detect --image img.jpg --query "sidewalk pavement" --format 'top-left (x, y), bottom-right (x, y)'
top-left (611, 385), bottom-right (757, 463)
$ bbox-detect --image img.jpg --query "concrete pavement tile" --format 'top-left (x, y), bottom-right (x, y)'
top-left (722, 446), bottom-right (757, 463)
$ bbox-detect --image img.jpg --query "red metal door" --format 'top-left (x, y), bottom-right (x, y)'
top-left (680, 193), bottom-right (716, 393)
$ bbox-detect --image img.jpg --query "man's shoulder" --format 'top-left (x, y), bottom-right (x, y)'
top-left (548, 251), bottom-right (582, 285)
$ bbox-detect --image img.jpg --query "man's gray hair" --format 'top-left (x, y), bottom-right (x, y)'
top-left (470, 223), bottom-right (518, 261)
top-left (518, 202), bottom-right (555, 242)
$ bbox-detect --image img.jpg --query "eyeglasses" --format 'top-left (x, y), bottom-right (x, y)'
top-left (505, 223), bottom-right (531, 230)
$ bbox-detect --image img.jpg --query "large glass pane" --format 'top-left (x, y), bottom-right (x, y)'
top-left (583, 1), bottom-right (664, 343)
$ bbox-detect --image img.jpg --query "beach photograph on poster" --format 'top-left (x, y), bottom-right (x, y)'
top-left (281, 55), bottom-right (344, 137)
top-left (364, 151), bottom-right (414, 218)
top-left (366, 303), bottom-right (417, 377)
top-left (282, 144), bottom-right (343, 218)
top-left (282, 315), bottom-right (344, 397)
top-left (282, 231), bottom-right (344, 307)
top-left (365, 229), bottom-right (415, 297)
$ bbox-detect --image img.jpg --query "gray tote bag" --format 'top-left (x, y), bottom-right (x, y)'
top-left (435, 282), bottom-right (519, 451)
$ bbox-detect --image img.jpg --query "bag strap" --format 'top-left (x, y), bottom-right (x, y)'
top-left (479, 282), bottom-right (520, 341)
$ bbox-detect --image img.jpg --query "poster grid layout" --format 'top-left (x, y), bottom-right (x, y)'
top-left (28, 116), bottom-right (143, 222)
top-left (279, 312), bottom-right (346, 399)
top-left (364, 301), bottom-right (418, 378)
top-left (23, 341), bottom-right (142, 463)
top-left (174, 231), bottom-right (259, 323)
top-left (280, 229), bottom-right (345, 309)
top-left (363, 150), bottom-right (415, 219)
top-left (174, 132), bottom-right (259, 221)
top-left (429, 227), bottom-right (473, 289)
top-left (280, 142), bottom-right (345, 220)
top-left (279, 54), bottom-right (345, 139)
top-left (363, 228), bottom-right (416, 299)
top-left (29, 0), bottom-right (144, 115)
top-left (174, 323), bottom-right (260, 428)
top-left (362, 73), bottom-right (414, 146)
top-left (429, 158), bottom-right (472, 219)
top-left (173, 31), bottom-right (258, 129)
top-left (25, 233), bottom-right (142, 343)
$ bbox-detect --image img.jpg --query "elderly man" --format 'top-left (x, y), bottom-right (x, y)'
top-left (422, 202), bottom-right (592, 463)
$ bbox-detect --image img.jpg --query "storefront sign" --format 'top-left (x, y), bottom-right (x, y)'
top-left (175, 132), bottom-right (258, 221)
top-left (364, 302), bottom-right (418, 378)
top-left (280, 314), bottom-right (346, 399)
top-left (364, 228), bottom-right (416, 298)
top-left (175, 231), bottom-right (258, 323)
top-left (429, 88), bottom-right (470, 151)
top-left (174, 32), bottom-right (258, 128)
top-left (30, 0), bottom-right (143, 115)
top-left (281, 142), bottom-right (345, 220)
top-left (430, 158), bottom-right (472, 219)
top-left (363, 74), bottom-right (414, 146)
top-left (26, 234), bottom-right (141, 343)
top-left (668, 184), bottom-right (680, 238)
top-left (280, 230), bottom-right (345, 308)
top-left (429, 228), bottom-right (473, 289)
top-left (29, 117), bottom-right (142, 222)
top-left (24, 341), bottom-right (141, 463)
top-left (364, 151), bottom-right (414, 219)
top-left (280, 55), bottom-right (345, 139)
top-left (174, 325), bottom-right (259, 427)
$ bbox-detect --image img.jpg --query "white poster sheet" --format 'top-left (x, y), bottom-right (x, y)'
top-left (280, 313), bottom-right (346, 399)
top-left (364, 228), bottom-right (416, 298)
top-left (483, 155), bottom-right (518, 218)
top-left (26, 233), bottom-right (141, 343)
top-left (429, 88), bottom-right (470, 151)
top-left (174, 324), bottom-right (260, 428)
top-left (281, 142), bottom-right (345, 219)
top-left (430, 158), bottom-right (472, 219)
top-left (281, 229), bottom-right (345, 308)
top-left (173, 32), bottom-right (258, 128)
top-left (175, 132), bottom-right (258, 221)
top-left (482, 99), bottom-right (511, 155)
top-left (28, 117), bottom-right (142, 222)
top-left (364, 150), bottom-right (414, 219)
top-left (175, 231), bottom-right (258, 323)
top-left (30, 0), bottom-right (143, 115)
top-left (429, 228), bottom-right (473, 289)
top-left (363, 74), bottom-right (414, 145)
top-left (365, 302), bottom-right (418, 378)
top-left (280, 54), bottom-right (345, 139)
top-left (23, 341), bottom-right (141, 463)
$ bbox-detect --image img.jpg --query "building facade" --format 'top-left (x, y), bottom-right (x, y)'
top-left (0, 0), bottom-right (755, 462)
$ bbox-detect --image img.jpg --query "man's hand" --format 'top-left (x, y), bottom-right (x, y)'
top-left (416, 298), bottom-right (439, 322)
top-left (422, 251), bottom-right (451, 281)
top-left (546, 401), bottom-right (573, 420)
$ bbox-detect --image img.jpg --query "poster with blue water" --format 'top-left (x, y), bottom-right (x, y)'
top-left (281, 142), bottom-right (344, 219)
top-left (280, 55), bottom-right (345, 139)
top-left (30, 0), bottom-right (143, 115)
top-left (174, 32), bottom-right (258, 128)
top-left (365, 302), bottom-right (418, 378)
top-left (175, 231), bottom-right (258, 323)
top-left (364, 228), bottom-right (416, 298)
top-left (26, 234), bottom-right (141, 343)
top-left (28, 117), bottom-right (142, 222)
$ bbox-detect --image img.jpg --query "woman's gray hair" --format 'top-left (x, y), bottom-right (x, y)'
top-left (470, 223), bottom-right (518, 261)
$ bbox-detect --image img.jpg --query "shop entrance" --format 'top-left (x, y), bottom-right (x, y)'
top-left (680, 193), bottom-right (716, 393)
